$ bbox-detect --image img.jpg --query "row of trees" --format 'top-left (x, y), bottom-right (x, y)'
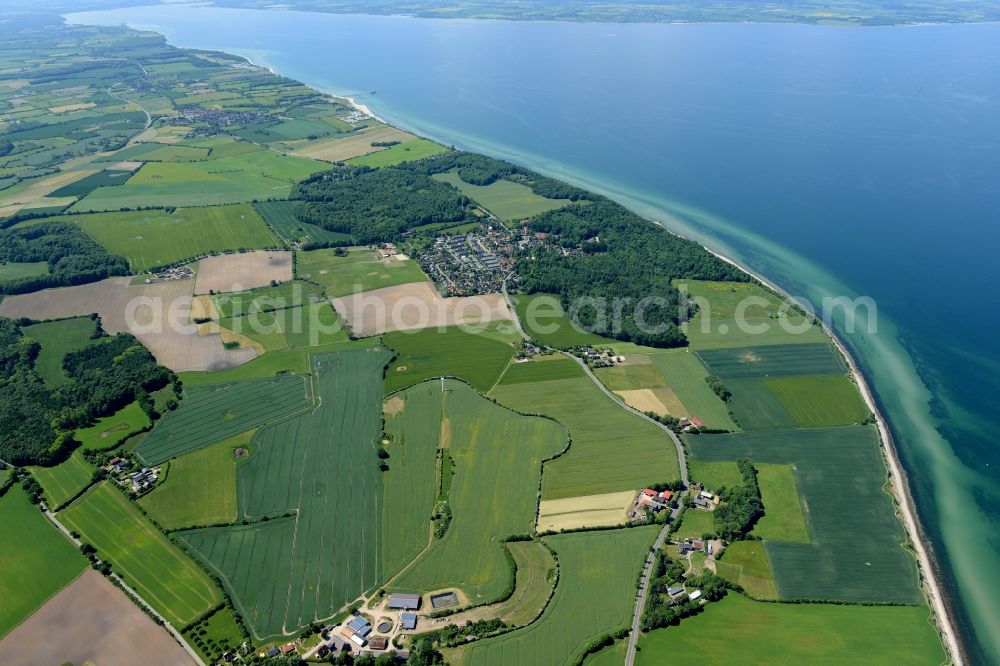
top-left (292, 165), bottom-right (471, 244)
top-left (713, 459), bottom-right (764, 541)
top-left (0, 222), bottom-right (130, 295)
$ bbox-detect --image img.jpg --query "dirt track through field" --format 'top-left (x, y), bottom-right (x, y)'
top-left (0, 569), bottom-right (195, 666)
top-left (0, 277), bottom-right (255, 372)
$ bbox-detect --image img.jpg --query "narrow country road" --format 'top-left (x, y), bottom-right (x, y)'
top-left (42, 503), bottom-right (205, 666)
top-left (500, 284), bottom-right (687, 665)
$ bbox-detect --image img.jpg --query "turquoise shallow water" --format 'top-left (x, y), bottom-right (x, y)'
top-left (67, 7), bottom-right (1000, 661)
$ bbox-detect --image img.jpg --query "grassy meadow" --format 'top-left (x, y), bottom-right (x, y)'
top-left (57, 204), bottom-right (277, 271)
top-left (137, 374), bottom-right (312, 465)
top-left (296, 247), bottom-right (429, 297)
top-left (253, 200), bottom-right (353, 245)
top-left (498, 356), bottom-right (584, 385)
top-left (22, 316), bottom-right (100, 385)
top-left (74, 401), bottom-right (151, 451)
top-left (513, 293), bottom-right (612, 347)
top-left (714, 541), bottom-right (778, 599)
top-left (384, 323), bottom-right (516, 394)
top-left (432, 170), bottom-right (574, 221)
top-left (60, 482), bottom-right (222, 627)
top-left (0, 486), bottom-right (85, 638)
top-left (390, 380), bottom-right (565, 604)
top-left (347, 138), bottom-right (446, 167)
top-left (490, 367), bottom-right (679, 500)
top-left (0, 261), bottom-right (48, 281)
top-left (139, 430), bottom-right (253, 529)
top-left (649, 350), bottom-right (737, 429)
top-left (636, 593), bottom-right (945, 665)
top-left (753, 463), bottom-right (810, 543)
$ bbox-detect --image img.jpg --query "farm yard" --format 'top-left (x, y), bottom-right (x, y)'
top-left (635, 593), bottom-right (945, 665)
top-left (432, 170), bottom-right (575, 222)
top-left (176, 349), bottom-right (391, 639)
top-left (445, 528), bottom-right (657, 666)
top-left (297, 247), bottom-right (429, 297)
top-left (194, 250), bottom-right (293, 294)
top-left (0, 487), bottom-right (85, 638)
top-left (688, 427), bottom-right (921, 604)
top-left (59, 483), bottom-right (222, 628)
top-left (384, 323), bottom-right (516, 394)
top-left (137, 373), bottom-right (312, 465)
top-left (389, 380), bottom-right (565, 604)
top-left (51, 204), bottom-right (278, 272)
top-left (0, 570), bottom-right (196, 666)
top-left (490, 365), bottom-right (680, 500)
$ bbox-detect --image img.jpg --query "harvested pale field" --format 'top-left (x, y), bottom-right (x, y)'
top-left (109, 160), bottom-right (144, 171)
top-left (332, 280), bottom-right (511, 336)
top-left (621, 354), bottom-right (654, 365)
top-left (292, 125), bottom-right (414, 162)
top-left (537, 490), bottom-right (636, 532)
top-left (194, 251), bottom-right (292, 294)
top-left (615, 387), bottom-right (687, 416)
top-left (0, 169), bottom-right (96, 208)
top-left (0, 277), bottom-right (255, 372)
top-left (0, 569), bottom-right (194, 666)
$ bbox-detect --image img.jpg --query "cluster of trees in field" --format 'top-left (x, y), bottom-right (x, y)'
top-left (292, 165), bottom-right (471, 243)
top-left (516, 200), bottom-right (747, 347)
top-left (0, 318), bottom-right (174, 465)
top-left (399, 151), bottom-right (593, 201)
top-left (642, 547), bottom-right (739, 631)
top-left (0, 222), bottom-right (129, 294)
top-left (713, 459), bottom-right (764, 541)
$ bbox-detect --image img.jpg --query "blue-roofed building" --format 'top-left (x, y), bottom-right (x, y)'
top-left (347, 615), bottom-right (372, 637)
top-left (387, 593), bottom-right (421, 610)
top-left (400, 612), bottom-right (418, 630)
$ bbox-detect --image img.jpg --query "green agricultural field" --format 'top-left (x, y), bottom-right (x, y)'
top-left (348, 138), bottom-right (446, 167)
top-left (753, 463), bottom-right (810, 543)
top-left (384, 324), bottom-right (516, 394)
top-left (0, 261), bottom-right (48, 281)
top-left (714, 541), bottom-right (778, 599)
top-left (212, 280), bottom-right (323, 319)
top-left (137, 374), bottom-right (313, 465)
top-left (592, 362), bottom-right (667, 392)
top-left (57, 204), bottom-right (278, 271)
top-left (60, 482), bottom-right (222, 627)
top-left (74, 401), bottom-right (151, 451)
top-left (726, 378), bottom-right (797, 430)
top-left (650, 350), bottom-right (737, 429)
top-left (221, 300), bottom-right (349, 352)
top-left (432, 170), bottom-right (574, 221)
top-left (491, 367), bottom-right (679, 499)
top-left (380, 381), bottom-right (441, 579)
top-left (30, 450), bottom-right (93, 509)
top-left (49, 169), bottom-right (134, 197)
top-left (675, 508), bottom-right (716, 539)
top-left (447, 527), bottom-right (657, 666)
top-left (70, 151), bottom-right (326, 211)
top-left (765, 374), bottom-right (869, 427)
top-left (688, 427), bottom-right (921, 604)
top-left (22, 316), bottom-right (100, 385)
top-left (297, 247), bottom-right (429, 297)
top-left (687, 459), bottom-right (742, 492)
top-left (696, 343), bottom-right (845, 379)
top-left (389, 380), bottom-right (565, 604)
top-left (177, 338), bottom-right (378, 387)
top-left (139, 430), bottom-right (252, 529)
top-left (109, 143), bottom-right (210, 162)
top-left (513, 293), bottom-right (612, 347)
top-left (583, 641), bottom-right (628, 666)
top-left (497, 541), bottom-right (558, 626)
top-left (678, 280), bottom-right (828, 350)
top-left (253, 200), bottom-right (353, 245)
top-left (0, 486), bottom-right (86, 638)
top-left (497, 356), bottom-right (584, 385)
top-left (176, 348), bottom-right (392, 639)
top-left (635, 593), bottom-right (945, 665)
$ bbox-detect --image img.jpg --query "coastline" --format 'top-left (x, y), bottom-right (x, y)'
top-left (236, 49), bottom-right (966, 663)
top-left (701, 248), bottom-right (963, 665)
